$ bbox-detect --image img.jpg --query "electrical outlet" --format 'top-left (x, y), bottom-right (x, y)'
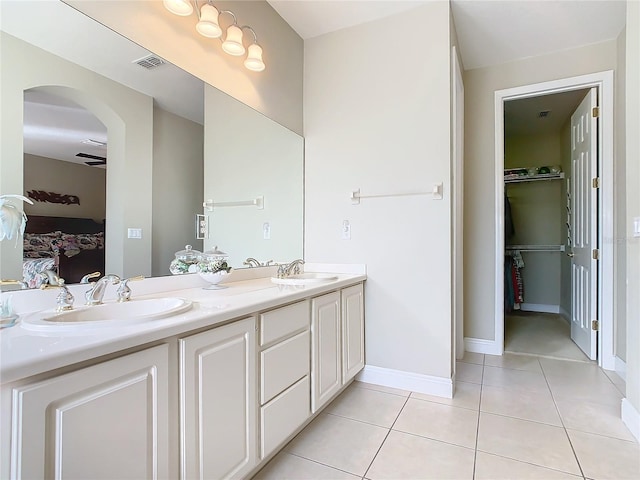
top-left (196, 214), bottom-right (208, 239)
top-left (263, 222), bottom-right (271, 240)
top-left (634, 217), bottom-right (640, 238)
top-left (342, 220), bottom-right (351, 240)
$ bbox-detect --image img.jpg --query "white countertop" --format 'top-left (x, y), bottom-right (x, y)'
top-left (0, 270), bottom-right (366, 384)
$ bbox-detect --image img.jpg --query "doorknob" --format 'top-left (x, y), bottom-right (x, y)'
top-left (567, 252), bottom-right (575, 258)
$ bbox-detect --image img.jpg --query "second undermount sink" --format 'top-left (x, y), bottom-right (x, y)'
top-left (21, 297), bottom-right (193, 331)
top-left (271, 273), bottom-right (338, 286)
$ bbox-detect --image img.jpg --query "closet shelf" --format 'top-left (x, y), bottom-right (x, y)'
top-left (505, 244), bottom-right (565, 252)
top-left (505, 172), bottom-right (565, 184)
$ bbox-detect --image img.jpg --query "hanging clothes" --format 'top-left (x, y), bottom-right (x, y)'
top-left (505, 250), bottom-right (525, 311)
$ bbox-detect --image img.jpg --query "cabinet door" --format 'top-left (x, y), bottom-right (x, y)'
top-left (311, 291), bottom-right (341, 413)
top-left (10, 344), bottom-right (169, 480)
top-left (180, 317), bottom-right (257, 480)
top-left (342, 283), bottom-right (365, 383)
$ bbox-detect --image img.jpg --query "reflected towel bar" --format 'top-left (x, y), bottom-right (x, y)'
top-left (203, 196), bottom-right (264, 211)
top-left (505, 244), bottom-right (565, 252)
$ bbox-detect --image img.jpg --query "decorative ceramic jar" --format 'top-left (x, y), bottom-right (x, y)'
top-left (197, 246), bottom-right (232, 289)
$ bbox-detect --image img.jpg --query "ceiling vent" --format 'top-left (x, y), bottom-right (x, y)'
top-left (133, 54), bottom-right (166, 70)
top-left (538, 110), bottom-right (551, 118)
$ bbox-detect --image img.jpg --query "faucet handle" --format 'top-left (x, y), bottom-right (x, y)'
top-left (40, 283), bottom-right (74, 311)
top-left (39, 270), bottom-right (65, 287)
top-left (116, 275), bottom-right (144, 302)
top-left (80, 271), bottom-right (101, 284)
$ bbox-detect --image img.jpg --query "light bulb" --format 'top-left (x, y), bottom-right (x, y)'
top-left (222, 25), bottom-right (245, 56)
top-left (244, 44), bottom-right (265, 72)
top-left (196, 4), bottom-right (222, 38)
top-left (163, 0), bottom-right (193, 16)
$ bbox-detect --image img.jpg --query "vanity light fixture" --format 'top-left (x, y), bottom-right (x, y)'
top-left (162, 0), bottom-right (265, 72)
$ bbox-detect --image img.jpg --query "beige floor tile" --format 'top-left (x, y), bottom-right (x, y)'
top-left (480, 384), bottom-right (562, 426)
top-left (456, 361), bottom-right (483, 384)
top-left (568, 429), bottom-right (640, 480)
top-left (477, 412), bottom-right (581, 475)
top-left (366, 430), bottom-right (474, 479)
top-left (393, 398), bottom-right (478, 448)
top-left (483, 365), bottom-right (549, 393)
top-left (546, 373), bottom-right (624, 407)
top-left (326, 384), bottom-right (407, 427)
top-left (254, 452), bottom-right (361, 480)
top-left (460, 351), bottom-right (485, 365)
top-left (475, 451), bottom-right (582, 479)
top-left (555, 398), bottom-right (637, 441)
top-left (411, 381), bottom-right (481, 411)
top-left (603, 369), bottom-right (626, 395)
top-left (505, 313), bottom-right (589, 362)
top-left (484, 353), bottom-right (542, 372)
top-left (285, 413), bottom-right (388, 477)
top-left (540, 357), bottom-right (609, 382)
top-left (353, 381), bottom-right (410, 397)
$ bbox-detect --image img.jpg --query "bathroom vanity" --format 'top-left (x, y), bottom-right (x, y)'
top-left (0, 271), bottom-right (365, 479)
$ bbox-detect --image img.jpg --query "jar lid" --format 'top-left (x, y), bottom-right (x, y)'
top-left (199, 245), bottom-right (228, 261)
top-left (174, 245), bottom-right (202, 262)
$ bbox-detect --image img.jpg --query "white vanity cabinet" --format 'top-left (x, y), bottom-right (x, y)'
top-left (311, 283), bottom-right (365, 413)
top-left (179, 316), bottom-right (257, 480)
top-left (258, 300), bottom-right (310, 459)
top-left (8, 344), bottom-right (169, 480)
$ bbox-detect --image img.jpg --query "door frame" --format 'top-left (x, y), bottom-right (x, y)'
top-left (493, 70), bottom-right (615, 369)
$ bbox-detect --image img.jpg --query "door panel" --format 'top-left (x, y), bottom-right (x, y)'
top-left (570, 88), bottom-right (598, 360)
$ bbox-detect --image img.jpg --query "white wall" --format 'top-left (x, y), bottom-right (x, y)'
top-left (463, 40), bottom-right (618, 340)
top-left (66, 0), bottom-right (303, 136)
top-left (0, 32), bottom-right (153, 280)
top-left (624, 0), bottom-right (640, 426)
top-left (304, 2), bottom-right (454, 382)
top-left (24, 154), bottom-right (106, 221)
top-left (615, 27), bottom-right (627, 363)
top-left (152, 107), bottom-right (204, 277)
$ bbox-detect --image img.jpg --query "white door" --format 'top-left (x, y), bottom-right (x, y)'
top-left (570, 88), bottom-right (598, 359)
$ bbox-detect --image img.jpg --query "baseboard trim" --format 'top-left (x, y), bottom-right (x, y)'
top-left (464, 337), bottom-right (502, 356)
top-left (615, 357), bottom-right (627, 381)
top-left (622, 398), bottom-right (640, 442)
top-left (520, 303), bottom-right (560, 314)
top-left (356, 365), bottom-right (453, 398)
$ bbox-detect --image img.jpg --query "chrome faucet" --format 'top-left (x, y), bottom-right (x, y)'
top-left (39, 271), bottom-right (74, 312)
top-left (277, 259), bottom-right (305, 278)
top-left (243, 258), bottom-right (262, 268)
top-left (116, 275), bottom-right (144, 302)
top-left (85, 274), bottom-right (120, 306)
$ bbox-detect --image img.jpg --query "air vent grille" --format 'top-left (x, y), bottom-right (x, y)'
top-left (133, 54), bottom-right (165, 70)
top-left (538, 110), bottom-right (551, 118)
top-left (76, 152), bottom-right (106, 166)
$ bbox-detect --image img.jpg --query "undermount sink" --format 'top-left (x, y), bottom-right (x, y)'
top-left (21, 297), bottom-right (193, 331)
top-left (271, 273), bottom-right (338, 286)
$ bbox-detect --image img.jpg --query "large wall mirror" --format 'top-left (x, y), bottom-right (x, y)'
top-left (0, 0), bottom-right (304, 289)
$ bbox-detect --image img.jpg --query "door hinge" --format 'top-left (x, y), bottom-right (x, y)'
top-left (592, 177), bottom-right (600, 188)
top-left (592, 249), bottom-right (600, 260)
top-left (592, 106), bottom-right (600, 118)
top-left (592, 320), bottom-right (599, 331)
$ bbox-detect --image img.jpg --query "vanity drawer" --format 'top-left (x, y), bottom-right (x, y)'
top-left (261, 376), bottom-right (310, 459)
top-left (260, 300), bottom-right (309, 346)
top-left (261, 330), bottom-right (310, 404)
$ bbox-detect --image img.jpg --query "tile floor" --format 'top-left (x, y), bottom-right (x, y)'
top-left (253, 352), bottom-right (639, 480)
top-left (505, 312), bottom-right (589, 362)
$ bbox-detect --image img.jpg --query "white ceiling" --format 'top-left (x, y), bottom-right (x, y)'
top-left (268, 0), bottom-right (626, 70)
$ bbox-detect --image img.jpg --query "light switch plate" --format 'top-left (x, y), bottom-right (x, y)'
top-left (127, 228), bottom-right (142, 239)
top-left (263, 222), bottom-right (271, 240)
top-left (634, 217), bottom-right (640, 238)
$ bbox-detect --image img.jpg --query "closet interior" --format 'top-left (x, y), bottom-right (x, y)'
top-left (503, 89), bottom-right (591, 359)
